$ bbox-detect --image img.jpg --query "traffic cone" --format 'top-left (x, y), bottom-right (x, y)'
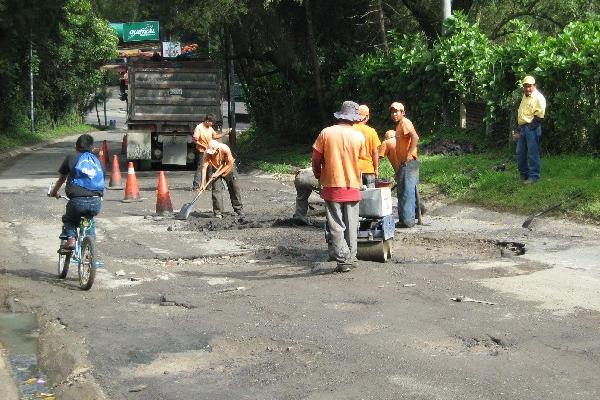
top-left (121, 134), bottom-right (127, 155)
top-left (155, 171), bottom-right (173, 215)
top-left (107, 155), bottom-right (123, 190)
top-left (98, 145), bottom-right (107, 170)
top-left (122, 162), bottom-right (142, 202)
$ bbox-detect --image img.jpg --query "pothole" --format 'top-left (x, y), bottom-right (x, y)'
top-left (496, 241), bottom-right (526, 256)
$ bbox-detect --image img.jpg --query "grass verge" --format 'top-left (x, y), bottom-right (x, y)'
top-left (238, 129), bottom-right (600, 222)
top-left (0, 123), bottom-right (96, 152)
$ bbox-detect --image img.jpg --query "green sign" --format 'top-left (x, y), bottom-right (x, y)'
top-left (109, 23), bottom-right (124, 40)
top-left (123, 21), bottom-right (160, 42)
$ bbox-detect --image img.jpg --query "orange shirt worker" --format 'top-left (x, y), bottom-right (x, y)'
top-left (312, 101), bottom-right (366, 272)
top-left (389, 102), bottom-right (420, 228)
top-left (192, 114), bottom-right (229, 190)
top-left (200, 140), bottom-right (243, 218)
top-left (353, 105), bottom-right (381, 188)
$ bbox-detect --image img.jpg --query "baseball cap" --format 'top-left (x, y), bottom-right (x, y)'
top-left (389, 102), bottom-right (405, 112)
top-left (206, 140), bottom-right (220, 155)
top-left (358, 105), bottom-right (369, 118)
top-left (522, 76), bottom-right (535, 85)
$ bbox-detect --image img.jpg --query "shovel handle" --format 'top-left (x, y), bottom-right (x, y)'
top-left (198, 165), bottom-right (224, 192)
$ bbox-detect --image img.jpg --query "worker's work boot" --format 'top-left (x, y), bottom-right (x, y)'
top-left (336, 263), bottom-right (352, 273)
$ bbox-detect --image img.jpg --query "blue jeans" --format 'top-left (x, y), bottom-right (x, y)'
top-left (517, 124), bottom-right (542, 180)
top-left (61, 197), bottom-right (102, 239)
top-left (396, 160), bottom-right (419, 227)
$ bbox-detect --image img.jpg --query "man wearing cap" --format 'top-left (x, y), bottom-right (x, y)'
top-left (389, 102), bottom-right (420, 228)
top-left (515, 75), bottom-right (546, 184)
top-left (200, 140), bottom-right (243, 218)
top-left (312, 101), bottom-right (366, 272)
top-left (353, 105), bottom-right (381, 188)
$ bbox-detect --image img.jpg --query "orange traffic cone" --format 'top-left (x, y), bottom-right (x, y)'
top-left (107, 155), bottom-right (123, 190)
top-left (98, 145), bottom-right (107, 170)
top-left (122, 162), bottom-right (142, 202)
top-left (155, 171), bottom-right (173, 215)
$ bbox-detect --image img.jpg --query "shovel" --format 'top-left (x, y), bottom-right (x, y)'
top-left (177, 167), bottom-right (223, 220)
top-left (522, 191), bottom-right (583, 229)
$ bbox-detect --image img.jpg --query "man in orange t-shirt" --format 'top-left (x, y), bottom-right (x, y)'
top-left (192, 114), bottom-right (230, 190)
top-left (200, 140), bottom-right (243, 218)
top-left (389, 102), bottom-right (420, 228)
top-left (353, 105), bottom-right (381, 188)
top-left (312, 101), bottom-right (366, 272)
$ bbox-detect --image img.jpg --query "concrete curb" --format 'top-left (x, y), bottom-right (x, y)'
top-left (37, 315), bottom-right (109, 400)
top-left (0, 344), bottom-right (19, 400)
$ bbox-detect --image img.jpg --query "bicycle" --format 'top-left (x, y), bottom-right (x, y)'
top-left (53, 193), bottom-right (102, 290)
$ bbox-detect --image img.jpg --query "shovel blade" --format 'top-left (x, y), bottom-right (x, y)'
top-left (176, 202), bottom-right (194, 220)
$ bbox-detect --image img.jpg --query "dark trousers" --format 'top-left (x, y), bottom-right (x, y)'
top-left (61, 197), bottom-right (102, 239)
top-left (192, 151), bottom-right (204, 189)
top-left (211, 166), bottom-right (243, 215)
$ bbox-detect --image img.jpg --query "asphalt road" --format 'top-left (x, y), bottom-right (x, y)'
top-left (1, 131), bottom-right (600, 399)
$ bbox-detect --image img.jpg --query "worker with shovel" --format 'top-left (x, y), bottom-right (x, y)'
top-left (200, 140), bottom-right (243, 218)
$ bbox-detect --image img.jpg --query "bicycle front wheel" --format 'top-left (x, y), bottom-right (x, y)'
top-left (78, 237), bottom-right (96, 290)
top-left (57, 241), bottom-right (71, 279)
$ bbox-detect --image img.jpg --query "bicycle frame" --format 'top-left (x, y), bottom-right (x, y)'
top-left (71, 217), bottom-right (94, 263)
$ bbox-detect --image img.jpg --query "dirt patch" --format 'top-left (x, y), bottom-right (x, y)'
top-left (423, 139), bottom-right (475, 156)
top-left (393, 233), bottom-right (500, 264)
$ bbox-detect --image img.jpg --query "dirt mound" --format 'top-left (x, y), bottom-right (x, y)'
top-left (424, 139), bottom-right (474, 156)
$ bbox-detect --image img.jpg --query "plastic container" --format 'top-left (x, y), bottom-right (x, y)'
top-left (359, 187), bottom-right (393, 217)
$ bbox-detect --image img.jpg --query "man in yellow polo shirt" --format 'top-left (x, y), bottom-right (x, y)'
top-left (389, 101), bottom-right (420, 228)
top-left (312, 101), bottom-right (366, 272)
top-left (353, 105), bottom-right (381, 188)
top-left (515, 75), bottom-right (546, 184)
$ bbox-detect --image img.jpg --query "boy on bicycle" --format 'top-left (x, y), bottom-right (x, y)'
top-left (48, 134), bottom-right (104, 249)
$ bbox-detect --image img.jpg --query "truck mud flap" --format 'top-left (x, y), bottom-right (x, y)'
top-left (127, 131), bottom-right (151, 160)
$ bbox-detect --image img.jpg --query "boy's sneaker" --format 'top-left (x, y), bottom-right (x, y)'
top-left (214, 213), bottom-right (223, 219)
top-left (64, 237), bottom-right (76, 249)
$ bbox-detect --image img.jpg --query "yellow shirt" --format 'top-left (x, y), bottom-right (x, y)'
top-left (353, 123), bottom-right (381, 174)
top-left (312, 124), bottom-right (366, 189)
top-left (193, 123), bottom-right (217, 152)
top-left (517, 89), bottom-right (546, 126)
top-left (395, 117), bottom-right (418, 162)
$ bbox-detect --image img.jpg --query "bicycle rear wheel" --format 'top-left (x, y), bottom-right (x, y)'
top-left (78, 237), bottom-right (96, 290)
top-left (58, 241), bottom-right (71, 279)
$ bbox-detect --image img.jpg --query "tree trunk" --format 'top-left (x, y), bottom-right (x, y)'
top-left (95, 101), bottom-right (101, 126)
top-left (376, 0), bottom-right (389, 54)
top-left (304, 0), bottom-right (327, 126)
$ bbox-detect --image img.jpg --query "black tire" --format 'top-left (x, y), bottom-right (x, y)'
top-left (58, 241), bottom-right (71, 279)
top-left (78, 237), bottom-right (96, 290)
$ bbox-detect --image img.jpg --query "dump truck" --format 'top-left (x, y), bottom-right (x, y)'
top-left (125, 59), bottom-right (223, 169)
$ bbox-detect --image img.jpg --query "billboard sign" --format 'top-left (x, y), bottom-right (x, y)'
top-left (123, 21), bottom-right (160, 42)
